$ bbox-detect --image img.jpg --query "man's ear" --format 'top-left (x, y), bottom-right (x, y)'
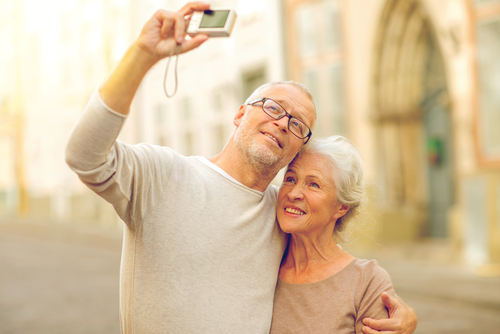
top-left (233, 105), bottom-right (246, 127)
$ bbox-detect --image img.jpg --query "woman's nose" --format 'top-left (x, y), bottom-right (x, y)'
top-left (287, 186), bottom-right (304, 200)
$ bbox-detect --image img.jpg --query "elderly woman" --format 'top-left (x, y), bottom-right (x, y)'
top-left (270, 136), bottom-right (398, 334)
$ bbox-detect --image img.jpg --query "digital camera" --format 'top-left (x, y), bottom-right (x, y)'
top-left (187, 9), bottom-right (237, 37)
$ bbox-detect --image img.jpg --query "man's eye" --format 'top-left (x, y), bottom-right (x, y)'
top-left (284, 177), bottom-right (295, 183)
top-left (267, 105), bottom-right (280, 113)
top-left (311, 182), bottom-right (319, 188)
top-left (290, 120), bottom-right (305, 132)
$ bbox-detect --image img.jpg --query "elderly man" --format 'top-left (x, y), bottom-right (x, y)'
top-left (66, 2), bottom-right (417, 333)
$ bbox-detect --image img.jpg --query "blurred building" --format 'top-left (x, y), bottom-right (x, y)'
top-left (0, 0), bottom-right (144, 227)
top-left (0, 0), bottom-right (287, 227)
top-left (1, 0), bottom-right (499, 272)
top-left (282, 0), bottom-right (500, 270)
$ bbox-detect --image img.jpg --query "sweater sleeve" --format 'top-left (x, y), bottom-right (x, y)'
top-left (355, 260), bottom-right (395, 334)
top-left (65, 91), bottom-right (175, 229)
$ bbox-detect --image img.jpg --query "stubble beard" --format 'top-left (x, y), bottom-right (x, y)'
top-left (233, 125), bottom-right (288, 175)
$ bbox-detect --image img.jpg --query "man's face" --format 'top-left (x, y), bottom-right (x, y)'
top-left (233, 84), bottom-right (316, 171)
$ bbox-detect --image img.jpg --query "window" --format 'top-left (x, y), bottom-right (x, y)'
top-left (328, 64), bottom-right (346, 136)
top-left (474, 2), bottom-right (500, 163)
top-left (212, 90), bottom-right (223, 113)
top-left (296, 5), bottom-right (317, 56)
top-left (288, 0), bottom-right (346, 137)
top-left (214, 124), bottom-right (226, 152)
top-left (324, 1), bottom-right (342, 51)
top-left (156, 103), bottom-right (165, 125)
top-left (181, 97), bottom-right (192, 121)
top-left (184, 132), bottom-right (194, 156)
top-left (241, 67), bottom-right (267, 101)
top-left (476, 0), bottom-right (500, 6)
top-left (477, 19), bottom-right (500, 156)
top-left (296, 0), bottom-right (342, 56)
top-left (302, 64), bottom-right (345, 136)
top-left (302, 69), bottom-right (319, 103)
top-left (156, 103), bottom-right (169, 147)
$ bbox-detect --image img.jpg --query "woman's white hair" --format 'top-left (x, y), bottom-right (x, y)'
top-left (296, 135), bottom-right (365, 235)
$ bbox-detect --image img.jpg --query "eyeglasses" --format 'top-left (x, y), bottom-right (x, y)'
top-left (248, 98), bottom-right (312, 144)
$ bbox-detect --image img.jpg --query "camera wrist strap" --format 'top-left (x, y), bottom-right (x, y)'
top-left (163, 43), bottom-right (181, 98)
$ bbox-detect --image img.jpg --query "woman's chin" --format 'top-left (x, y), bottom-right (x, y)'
top-left (278, 221), bottom-right (302, 235)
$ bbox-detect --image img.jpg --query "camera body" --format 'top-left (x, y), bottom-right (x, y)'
top-left (187, 9), bottom-right (237, 37)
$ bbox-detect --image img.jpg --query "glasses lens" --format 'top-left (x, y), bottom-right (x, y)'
top-left (262, 100), bottom-right (283, 119)
top-left (258, 98), bottom-right (310, 139)
top-left (289, 118), bottom-right (309, 138)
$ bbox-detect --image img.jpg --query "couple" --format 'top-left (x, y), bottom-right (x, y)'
top-left (66, 2), bottom-right (417, 333)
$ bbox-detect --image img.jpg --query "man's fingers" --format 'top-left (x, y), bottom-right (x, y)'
top-left (381, 292), bottom-right (398, 311)
top-left (179, 2), bottom-right (211, 17)
top-left (363, 318), bottom-right (395, 331)
top-left (181, 34), bottom-right (209, 53)
top-left (155, 10), bottom-right (175, 38)
top-left (156, 11), bottom-right (188, 46)
top-left (380, 292), bottom-right (406, 319)
top-left (362, 325), bottom-right (382, 334)
top-left (362, 294), bottom-right (415, 334)
top-left (173, 12), bottom-right (186, 44)
top-left (176, 2), bottom-right (210, 44)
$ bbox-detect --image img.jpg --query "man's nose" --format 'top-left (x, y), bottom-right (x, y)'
top-left (273, 116), bottom-right (289, 133)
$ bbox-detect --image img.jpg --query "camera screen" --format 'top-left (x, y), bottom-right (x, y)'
top-left (200, 10), bottom-right (229, 28)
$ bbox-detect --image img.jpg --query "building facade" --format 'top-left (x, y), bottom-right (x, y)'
top-left (0, 0), bottom-right (142, 227)
top-left (0, 0), bottom-right (288, 227)
top-left (283, 0), bottom-right (500, 270)
top-left (2, 0), bottom-right (499, 271)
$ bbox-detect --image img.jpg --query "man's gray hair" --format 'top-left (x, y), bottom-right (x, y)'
top-left (244, 81), bottom-right (317, 128)
top-left (297, 135), bottom-right (365, 235)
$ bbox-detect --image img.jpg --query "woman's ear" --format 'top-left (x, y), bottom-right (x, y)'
top-left (334, 204), bottom-right (350, 220)
top-left (233, 105), bottom-right (246, 127)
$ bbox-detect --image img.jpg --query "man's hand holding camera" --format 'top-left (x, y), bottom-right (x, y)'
top-left (136, 2), bottom-right (211, 65)
top-left (100, 2), bottom-right (211, 115)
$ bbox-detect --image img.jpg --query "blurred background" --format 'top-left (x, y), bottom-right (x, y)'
top-left (1, 0), bottom-right (500, 333)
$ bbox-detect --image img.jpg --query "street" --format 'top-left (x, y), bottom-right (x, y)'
top-left (0, 222), bottom-right (121, 334)
top-left (1, 221), bottom-right (499, 333)
top-left (378, 260), bottom-right (500, 334)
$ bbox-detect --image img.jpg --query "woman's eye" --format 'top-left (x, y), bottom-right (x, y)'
top-left (284, 177), bottom-right (295, 183)
top-left (311, 182), bottom-right (319, 188)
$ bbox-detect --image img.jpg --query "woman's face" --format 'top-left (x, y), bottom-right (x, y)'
top-left (277, 152), bottom-right (348, 236)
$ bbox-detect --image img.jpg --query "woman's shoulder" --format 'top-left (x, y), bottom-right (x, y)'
top-left (351, 258), bottom-right (381, 269)
top-left (350, 258), bottom-right (393, 286)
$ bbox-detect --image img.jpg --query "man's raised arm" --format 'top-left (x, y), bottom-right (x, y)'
top-left (99, 2), bottom-right (210, 115)
top-left (65, 2), bottom-right (211, 194)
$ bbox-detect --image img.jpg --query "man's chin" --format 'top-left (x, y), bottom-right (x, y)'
top-left (247, 147), bottom-right (282, 168)
top-left (235, 134), bottom-right (286, 170)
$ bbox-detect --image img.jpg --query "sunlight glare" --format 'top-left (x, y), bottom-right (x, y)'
top-left (237, 0), bottom-right (266, 15)
top-left (113, 38), bottom-right (128, 62)
top-left (88, 29), bottom-right (102, 53)
top-left (24, 0), bottom-right (58, 33)
top-left (83, 1), bottom-right (102, 22)
top-left (113, 0), bottom-right (128, 8)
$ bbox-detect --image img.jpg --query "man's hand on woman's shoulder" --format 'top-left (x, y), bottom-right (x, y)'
top-left (362, 292), bottom-right (418, 334)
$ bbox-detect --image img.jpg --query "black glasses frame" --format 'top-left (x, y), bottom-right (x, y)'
top-left (248, 98), bottom-right (312, 144)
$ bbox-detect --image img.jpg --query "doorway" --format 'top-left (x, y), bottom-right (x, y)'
top-left (372, 0), bottom-right (455, 238)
